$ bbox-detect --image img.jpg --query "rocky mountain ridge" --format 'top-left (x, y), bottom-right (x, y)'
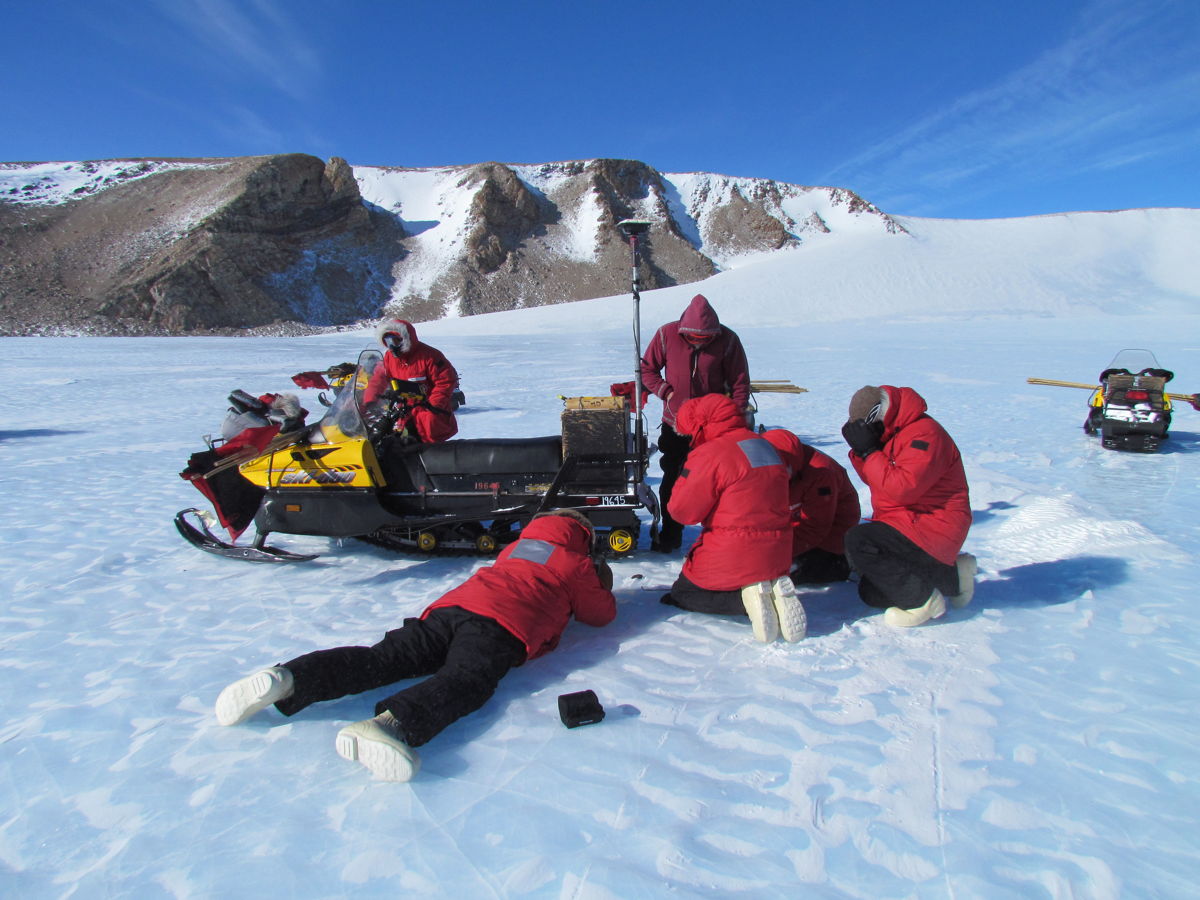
top-left (0, 154), bottom-right (903, 335)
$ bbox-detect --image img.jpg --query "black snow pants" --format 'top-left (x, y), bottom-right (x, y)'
top-left (274, 606), bottom-right (527, 747)
top-left (656, 423), bottom-right (693, 548)
top-left (661, 571), bottom-right (747, 617)
top-left (790, 547), bottom-right (852, 585)
top-left (843, 521), bottom-right (959, 611)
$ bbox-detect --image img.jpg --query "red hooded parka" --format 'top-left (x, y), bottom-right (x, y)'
top-left (424, 514), bottom-right (616, 661)
top-left (848, 385), bottom-right (971, 565)
top-left (639, 295), bottom-right (751, 428)
top-left (667, 394), bottom-right (792, 590)
top-left (364, 319), bottom-right (459, 443)
top-left (762, 428), bottom-right (861, 556)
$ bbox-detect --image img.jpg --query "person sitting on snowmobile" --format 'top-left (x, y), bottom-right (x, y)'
top-left (761, 427), bottom-right (861, 585)
top-left (840, 386), bottom-right (975, 627)
top-left (639, 294), bottom-right (751, 554)
top-left (362, 317), bottom-right (459, 443)
top-left (659, 394), bottom-right (804, 643)
top-left (214, 508), bottom-right (616, 782)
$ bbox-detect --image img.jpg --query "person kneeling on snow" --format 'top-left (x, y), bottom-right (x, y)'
top-left (659, 394), bottom-right (804, 642)
top-left (362, 317), bottom-right (460, 444)
top-left (214, 509), bottom-right (615, 782)
top-left (840, 386), bottom-right (975, 627)
top-left (761, 428), bottom-right (861, 584)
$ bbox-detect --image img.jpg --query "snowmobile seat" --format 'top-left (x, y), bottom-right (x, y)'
top-left (416, 436), bottom-right (563, 477)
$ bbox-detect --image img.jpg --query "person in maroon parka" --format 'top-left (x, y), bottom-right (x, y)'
top-left (214, 509), bottom-right (616, 782)
top-left (660, 394), bottom-right (805, 642)
top-left (840, 385), bottom-right (975, 627)
top-left (639, 294), bottom-right (750, 553)
top-left (761, 428), bottom-right (861, 584)
top-left (363, 317), bottom-right (459, 443)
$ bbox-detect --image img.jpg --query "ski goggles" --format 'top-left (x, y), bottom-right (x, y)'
top-left (382, 332), bottom-right (411, 353)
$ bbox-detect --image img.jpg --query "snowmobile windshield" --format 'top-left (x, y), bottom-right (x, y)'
top-left (312, 349), bottom-right (383, 441)
top-left (1104, 349), bottom-right (1162, 377)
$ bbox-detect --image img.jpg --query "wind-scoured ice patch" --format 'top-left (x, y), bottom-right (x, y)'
top-left (988, 494), bottom-right (1188, 569)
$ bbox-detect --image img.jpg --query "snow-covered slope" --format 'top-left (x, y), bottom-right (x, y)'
top-left (418, 207), bottom-right (1200, 336)
top-left (0, 159), bottom-right (218, 205)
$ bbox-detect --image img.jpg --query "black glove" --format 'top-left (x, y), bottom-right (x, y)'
top-left (842, 419), bottom-right (883, 458)
top-left (594, 557), bottom-right (614, 591)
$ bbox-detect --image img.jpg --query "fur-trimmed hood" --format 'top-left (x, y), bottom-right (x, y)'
top-left (375, 318), bottom-right (418, 354)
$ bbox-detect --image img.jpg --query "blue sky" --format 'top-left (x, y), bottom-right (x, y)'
top-left (3, 0), bottom-right (1197, 219)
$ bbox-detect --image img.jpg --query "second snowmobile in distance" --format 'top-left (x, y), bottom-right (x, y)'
top-left (1084, 349), bottom-right (1174, 452)
top-left (1028, 349), bottom-right (1187, 453)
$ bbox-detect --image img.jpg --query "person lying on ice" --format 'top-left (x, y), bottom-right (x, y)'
top-left (362, 317), bottom-right (460, 443)
top-left (840, 385), bottom-right (975, 627)
top-left (761, 428), bottom-right (861, 585)
top-left (214, 508), bottom-right (616, 782)
top-left (658, 394), bottom-right (804, 642)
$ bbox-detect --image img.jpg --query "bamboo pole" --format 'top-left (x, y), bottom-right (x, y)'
top-left (1027, 377), bottom-right (1197, 402)
top-left (751, 382), bottom-right (808, 394)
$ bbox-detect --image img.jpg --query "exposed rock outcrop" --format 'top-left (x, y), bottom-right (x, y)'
top-left (0, 154), bottom-right (904, 334)
top-left (0, 154), bottom-right (399, 333)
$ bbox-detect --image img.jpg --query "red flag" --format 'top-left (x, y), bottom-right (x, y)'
top-left (291, 371), bottom-right (330, 389)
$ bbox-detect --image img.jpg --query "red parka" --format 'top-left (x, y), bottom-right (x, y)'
top-left (363, 319), bottom-right (459, 443)
top-left (763, 428), bottom-right (861, 556)
top-left (639, 294), bottom-right (751, 428)
top-left (424, 515), bottom-right (616, 661)
top-left (848, 385), bottom-right (971, 565)
top-left (668, 395), bottom-right (792, 590)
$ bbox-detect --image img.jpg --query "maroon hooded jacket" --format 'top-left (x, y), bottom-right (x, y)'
top-left (848, 385), bottom-right (971, 565)
top-left (762, 428), bottom-right (861, 556)
top-left (667, 395), bottom-right (792, 590)
top-left (639, 294), bottom-right (751, 428)
top-left (424, 515), bottom-right (616, 660)
top-left (364, 319), bottom-right (459, 443)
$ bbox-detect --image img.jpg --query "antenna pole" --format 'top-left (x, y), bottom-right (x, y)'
top-left (617, 219), bottom-right (651, 483)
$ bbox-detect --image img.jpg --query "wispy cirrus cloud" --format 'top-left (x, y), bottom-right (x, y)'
top-left (824, 0), bottom-right (1200, 214)
top-left (153, 0), bottom-right (322, 101)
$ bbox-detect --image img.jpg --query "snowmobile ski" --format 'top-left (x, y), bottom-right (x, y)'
top-left (174, 508), bottom-right (318, 563)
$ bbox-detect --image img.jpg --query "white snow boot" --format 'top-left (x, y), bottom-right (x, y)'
top-left (947, 553), bottom-right (977, 608)
top-left (883, 589), bottom-right (947, 628)
top-left (740, 581), bottom-right (780, 642)
top-left (770, 576), bottom-right (806, 642)
top-left (215, 666), bottom-right (294, 726)
top-left (336, 710), bottom-right (421, 782)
